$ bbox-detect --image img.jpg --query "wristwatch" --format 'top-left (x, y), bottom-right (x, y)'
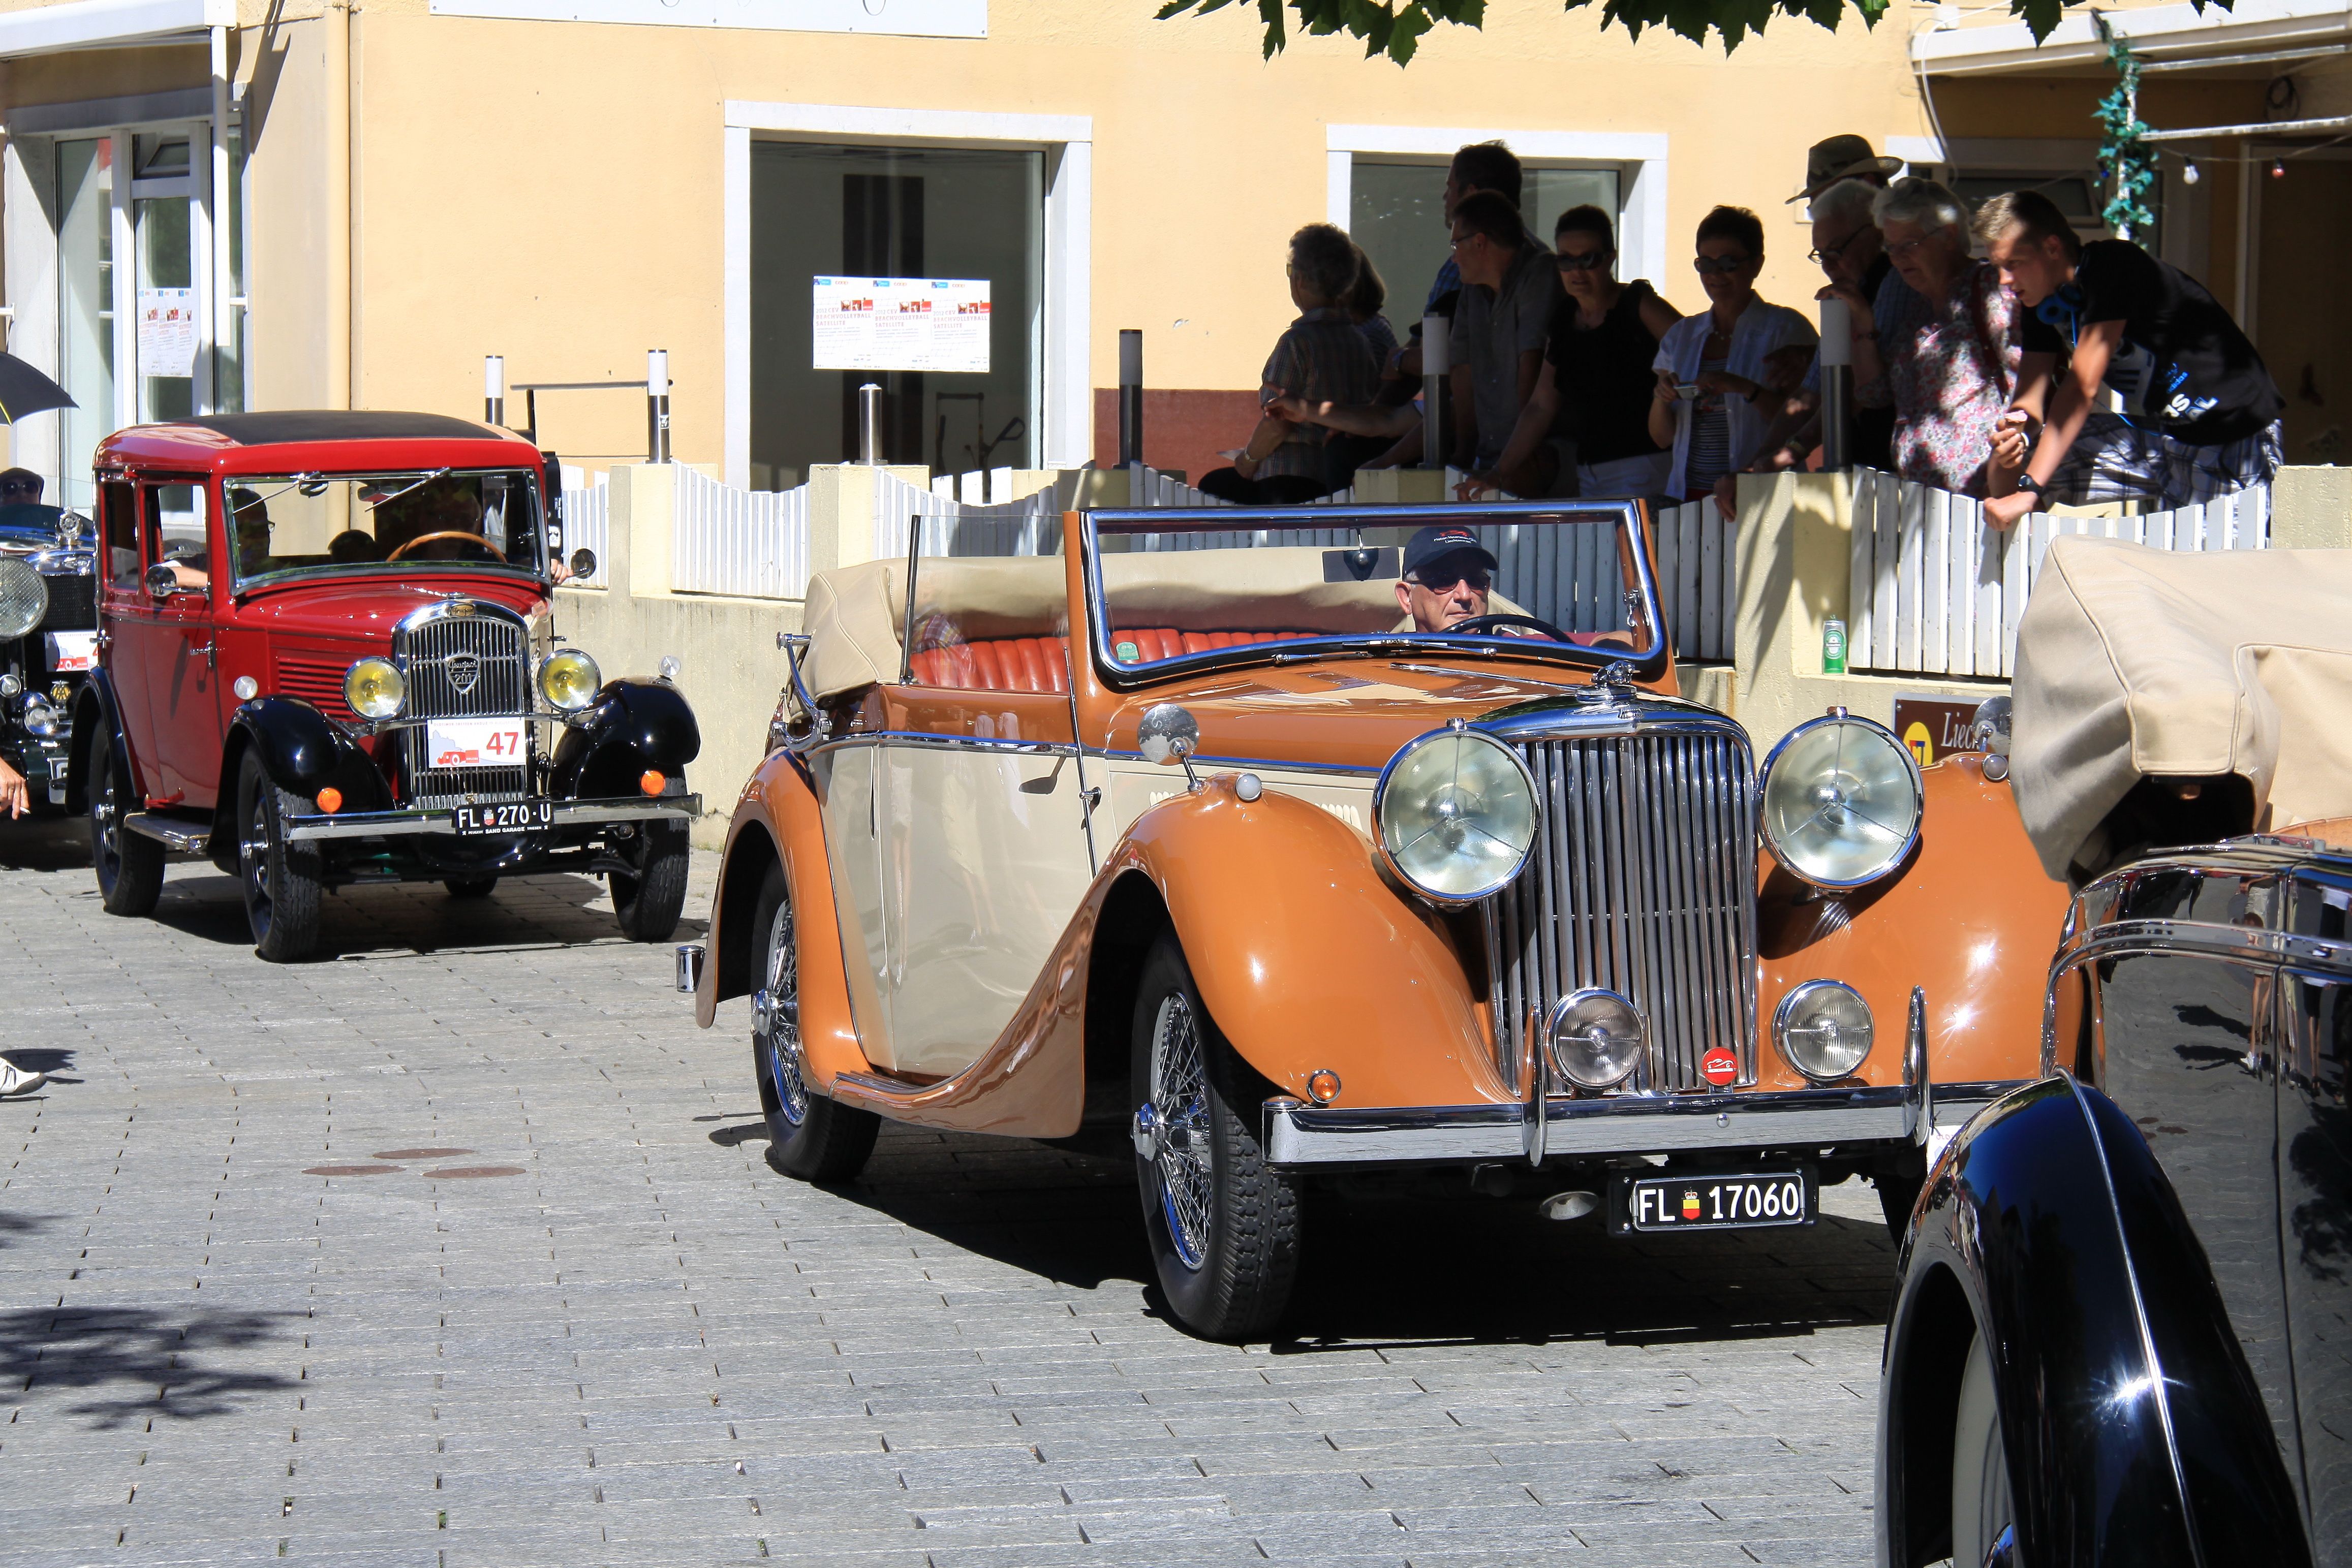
top-left (2015, 474), bottom-right (2044, 495)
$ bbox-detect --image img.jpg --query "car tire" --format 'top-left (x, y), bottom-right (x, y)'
top-left (748, 857), bottom-right (877, 1183)
top-left (444, 876), bottom-right (498, 899)
top-left (1951, 1326), bottom-right (2016, 1568)
top-left (612, 820), bottom-right (689, 943)
top-left (236, 751), bottom-right (322, 963)
top-left (1129, 933), bottom-right (1301, 1342)
top-left (90, 743), bottom-right (163, 918)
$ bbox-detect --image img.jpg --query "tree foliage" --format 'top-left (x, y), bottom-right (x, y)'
top-left (1155, 0), bottom-right (2227, 60)
top-left (2094, 31), bottom-right (2158, 240)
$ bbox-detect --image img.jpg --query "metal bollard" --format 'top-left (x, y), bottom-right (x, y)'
top-left (484, 355), bottom-right (505, 427)
top-left (646, 349), bottom-right (671, 464)
top-left (1817, 298), bottom-right (1852, 472)
top-left (858, 383), bottom-right (883, 465)
top-left (1118, 329), bottom-right (1144, 467)
top-left (1420, 313), bottom-right (1448, 471)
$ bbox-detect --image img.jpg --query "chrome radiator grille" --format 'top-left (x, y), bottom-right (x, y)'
top-left (1489, 725), bottom-right (1759, 1093)
top-left (393, 608), bottom-right (532, 807)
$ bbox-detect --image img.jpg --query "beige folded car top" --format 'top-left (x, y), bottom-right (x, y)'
top-left (798, 548), bottom-right (1421, 702)
top-left (2011, 536), bottom-right (2352, 881)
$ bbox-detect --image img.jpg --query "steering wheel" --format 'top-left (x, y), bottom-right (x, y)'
top-left (387, 530), bottom-right (507, 564)
top-left (1446, 612), bottom-right (1572, 643)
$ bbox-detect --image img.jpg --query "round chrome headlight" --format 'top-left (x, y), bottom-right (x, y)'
top-left (20, 699), bottom-right (60, 739)
top-left (1373, 727), bottom-right (1539, 905)
top-left (0, 557), bottom-right (48, 641)
top-left (1774, 980), bottom-right (1874, 1082)
top-left (1545, 989), bottom-right (1647, 1090)
top-left (344, 656), bottom-right (406, 720)
top-left (538, 648), bottom-right (603, 711)
top-left (1758, 713), bottom-right (1923, 888)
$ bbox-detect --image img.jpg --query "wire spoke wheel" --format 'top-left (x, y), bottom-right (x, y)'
top-left (1150, 992), bottom-right (1215, 1271)
top-left (761, 891), bottom-right (808, 1127)
top-left (241, 787), bottom-right (275, 936)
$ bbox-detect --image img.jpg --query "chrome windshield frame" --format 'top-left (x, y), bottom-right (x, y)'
top-left (1080, 499), bottom-right (1671, 692)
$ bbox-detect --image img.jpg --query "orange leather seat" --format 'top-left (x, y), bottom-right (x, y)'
top-left (909, 630), bottom-right (1299, 692)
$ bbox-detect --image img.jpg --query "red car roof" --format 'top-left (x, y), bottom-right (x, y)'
top-left (96, 412), bottom-right (545, 476)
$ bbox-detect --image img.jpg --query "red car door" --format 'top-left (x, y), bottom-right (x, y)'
top-left (96, 477), bottom-right (165, 799)
top-left (136, 478), bottom-right (228, 809)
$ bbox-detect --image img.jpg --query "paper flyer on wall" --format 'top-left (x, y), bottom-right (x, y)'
top-left (136, 288), bottom-right (199, 380)
top-left (812, 277), bottom-right (990, 373)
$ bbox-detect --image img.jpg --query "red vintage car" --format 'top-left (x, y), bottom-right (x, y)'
top-left (73, 411), bottom-right (701, 960)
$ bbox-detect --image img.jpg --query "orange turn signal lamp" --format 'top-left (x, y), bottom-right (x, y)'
top-left (315, 787), bottom-right (344, 814)
top-left (640, 769), bottom-right (666, 797)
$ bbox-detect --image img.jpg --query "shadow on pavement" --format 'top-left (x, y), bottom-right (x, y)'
top-left (142, 867), bottom-right (702, 958)
top-left (808, 1130), bottom-right (1894, 1346)
top-left (0, 1306), bottom-right (298, 1428)
top-left (0, 814), bottom-right (91, 872)
top-left (0, 1210), bottom-right (51, 1248)
top-left (2, 1045), bottom-right (76, 1077)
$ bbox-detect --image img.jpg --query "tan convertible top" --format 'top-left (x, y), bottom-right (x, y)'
top-left (2010, 536), bottom-right (2352, 881)
top-left (799, 546), bottom-right (1418, 701)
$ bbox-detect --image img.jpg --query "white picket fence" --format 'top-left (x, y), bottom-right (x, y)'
top-left (558, 471), bottom-right (610, 588)
top-left (1848, 468), bottom-right (2270, 680)
top-left (877, 469), bottom-right (1061, 559)
top-left (1649, 496), bottom-right (1736, 663)
top-left (672, 465), bottom-right (812, 599)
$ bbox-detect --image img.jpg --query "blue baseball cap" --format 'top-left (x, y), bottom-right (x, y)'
top-left (1402, 525), bottom-right (1498, 581)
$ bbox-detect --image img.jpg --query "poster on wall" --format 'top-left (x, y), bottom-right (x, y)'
top-left (136, 288), bottom-right (199, 379)
top-left (812, 276), bottom-right (990, 373)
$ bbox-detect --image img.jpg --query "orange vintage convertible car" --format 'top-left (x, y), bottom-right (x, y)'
top-left (680, 499), bottom-right (2066, 1339)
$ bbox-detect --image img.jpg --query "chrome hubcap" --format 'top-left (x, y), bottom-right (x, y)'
top-left (757, 897), bottom-right (807, 1126)
top-left (242, 795), bottom-right (272, 924)
top-left (1149, 992), bottom-right (1213, 1271)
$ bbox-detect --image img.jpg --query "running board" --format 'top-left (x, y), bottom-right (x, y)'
top-left (122, 814), bottom-right (210, 854)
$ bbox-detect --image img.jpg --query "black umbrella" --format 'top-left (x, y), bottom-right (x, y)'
top-left (0, 354), bottom-right (74, 423)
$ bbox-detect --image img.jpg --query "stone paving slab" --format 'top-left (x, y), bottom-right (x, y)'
top-left (0, 819), bottom-right (1896, 1564)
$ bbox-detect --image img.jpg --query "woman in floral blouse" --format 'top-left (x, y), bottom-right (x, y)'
top-left (1834, 178), bottom-right (2023, 498)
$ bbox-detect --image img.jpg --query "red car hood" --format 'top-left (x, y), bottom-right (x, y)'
top-left (230, 573), bottom-right (546, 646)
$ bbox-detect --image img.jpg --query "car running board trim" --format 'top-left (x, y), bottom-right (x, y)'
top-left (121, 814), bottom-right (210, 854)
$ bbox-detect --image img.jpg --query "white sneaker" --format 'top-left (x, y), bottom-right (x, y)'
top-left (0, 1059), bottom-right (46, 1097)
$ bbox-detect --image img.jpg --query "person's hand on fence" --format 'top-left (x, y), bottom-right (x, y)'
top-left (1982, 490), bottom-right (2036, 532)
top-left (1711, 474), bottom-right (1739, 522)
top-left (1814, 278), bottom-right (1871, 321)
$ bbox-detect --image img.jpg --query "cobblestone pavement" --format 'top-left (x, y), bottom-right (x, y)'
top-left (0, 821), bottom-right (1897, 1567)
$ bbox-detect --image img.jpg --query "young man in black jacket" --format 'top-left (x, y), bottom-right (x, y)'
top-left (1977, 190), bottom-right (2282, 530)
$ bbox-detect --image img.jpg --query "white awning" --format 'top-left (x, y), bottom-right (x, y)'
top-left (0, 0), bottom-right (233, 59)
top-left (1912, 0), bottom-right (2352, 76)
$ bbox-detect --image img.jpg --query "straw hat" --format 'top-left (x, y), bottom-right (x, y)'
top-left (1789, 134), bottom-right (1906, 203)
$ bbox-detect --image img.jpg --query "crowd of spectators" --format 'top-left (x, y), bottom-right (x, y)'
top-left (1216, 131), bottom-right (2281, 529)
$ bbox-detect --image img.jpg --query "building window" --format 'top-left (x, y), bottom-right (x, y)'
top-left (1350, 159), bottom-right (1622, 321)
top-left (55, 136), bottom-right (114, 515)
top-left (748, 142), bottom-right (1042, 490)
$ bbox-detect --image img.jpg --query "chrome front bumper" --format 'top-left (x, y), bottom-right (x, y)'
top-left (285, 793), bottom-right (701, 842)
top-left (1263, 1081), bottom-right (2024, 1167)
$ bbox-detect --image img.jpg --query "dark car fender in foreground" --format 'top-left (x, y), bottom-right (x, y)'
top-left (206, 698), bottom-right (394, 872)
top-left (1876, 1073), bottom-right (2308, 1568)
top-left (549, 677), bottom-right (701, 798)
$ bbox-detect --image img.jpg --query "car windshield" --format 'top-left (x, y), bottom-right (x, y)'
top-left (1084, 503), bottom-right (1662, 677)
top-left (195, 469), bottom-right (546, 588)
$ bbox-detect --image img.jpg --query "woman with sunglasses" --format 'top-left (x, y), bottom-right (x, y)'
top-left (1471, 205), bottom-right (1682, 499)
top-left (1649, 206), bottom-right (1818, 505)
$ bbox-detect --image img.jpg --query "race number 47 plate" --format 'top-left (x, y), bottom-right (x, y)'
top-left (1615, 1170), bottom-right (1812, 1234)
top-left (425, 717), bottom-right (526, 770)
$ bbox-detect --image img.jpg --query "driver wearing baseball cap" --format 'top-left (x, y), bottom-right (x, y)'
top-left (1397, 525), bottom-right (1501, 633)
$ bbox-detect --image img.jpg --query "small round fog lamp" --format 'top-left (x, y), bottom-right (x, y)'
top-left (1305, 1069), bottom-right (1342, 1105)
top-left (344, 657), bottom-right (406, 720)
top-left (233, 675), bottom-right (259, 702)
top-left (1774, 980), bottom-right (1875, 1083)
top-left (639, 769), bottom-right (666, 797)
top-left (539, 648), bottom-right (602, 711)
top-left (315, 788), bottom-right (344, 814)
top-left (1544, 989), bottom-right (1646, 1090)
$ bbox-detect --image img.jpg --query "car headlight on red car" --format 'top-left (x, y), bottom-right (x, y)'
top-left (1373, 727), bottom-right (1539, 906)
top-left (538, 648), bottom-right (602, 711)
top-left (344, 656), bottom-right (406, 720)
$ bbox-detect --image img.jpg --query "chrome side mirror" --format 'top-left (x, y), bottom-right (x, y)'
top-left (1138, 702), bottom-right (1201, 790)
top-left (144, 561), bottom-right (183, 602)
top-left (1972, 696), bottom-right (2013, 782)
top-left (568, 546), bottom-right (597, 580)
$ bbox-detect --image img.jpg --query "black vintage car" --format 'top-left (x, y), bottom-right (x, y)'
top-left (0, 503), bottom-right (97, 810)
top-left (1873, 536), bottom-right (2350, 1568)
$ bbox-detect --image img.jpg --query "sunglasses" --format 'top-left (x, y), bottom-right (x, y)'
top-left (1555, 248), bottom-right (1614, 272)
top-left (0, 482), bottom-right (39, 499)
top-left (1693, 253), bottom-right (1754, 275)
top-left (1413, 569), bottom-right (1491, 593)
